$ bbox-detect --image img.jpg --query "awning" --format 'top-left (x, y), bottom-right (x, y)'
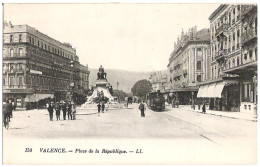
top-left (214, 82), bottom-right (225, 98)
top-left (197, 84), bottom-right (209, 98)
top-left (197, 82), bottom-right (224, 98)
top-left (25, 93), bottom-right (54, 102)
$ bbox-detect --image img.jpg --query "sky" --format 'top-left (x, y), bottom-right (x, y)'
top-left (3, 3), bottom-right (220, 72)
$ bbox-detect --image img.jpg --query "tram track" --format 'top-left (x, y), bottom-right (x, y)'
top-left (149, 109), bottom-right (227, 145)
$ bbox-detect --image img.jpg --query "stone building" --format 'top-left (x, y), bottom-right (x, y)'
top-left (167, 27), bottom-right (211, 105)
top-left (149, 71), bottom-right (168, 93)
top-left (3, 21), bottom-right (90, 109)
top-left (198, 4), bottom-right (257, 113)
top-left (223, 5), bottom-right (257, 113)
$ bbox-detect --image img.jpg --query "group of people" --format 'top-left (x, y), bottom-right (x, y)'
top-left (46, 101), bottom-right (76, 121)
top-left (97, 102), bottom-right (106, 116)
top-left (2, 100), bottom-right (14, 129)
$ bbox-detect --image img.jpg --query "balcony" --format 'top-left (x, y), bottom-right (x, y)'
top-left (3, 85), bottom-right (28, 89)
top-left (241, 5), bottom-right (256, 17)
top-left (215, 49), bottom-right (227, 63)
top-left (3, 53), bottom-right (27, 59)
top-left (241, 29), bottom-right (257, 46)
top-left (215, 23), bottom-right (228, 37)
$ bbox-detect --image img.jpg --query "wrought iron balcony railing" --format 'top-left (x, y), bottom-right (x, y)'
top-left (242, 28), bottom-right (257, 45)
top-left (215, 23), bottom-right (228, 37)
top-left (241, 5), bottom-right (255, 16)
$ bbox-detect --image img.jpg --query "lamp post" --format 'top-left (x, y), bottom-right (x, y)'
top-left (116, 81), bottom-right (119, 90)
top-left (70, 60), bottom-right (74, 103)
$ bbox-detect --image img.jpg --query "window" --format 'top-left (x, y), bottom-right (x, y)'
top-left (18, 77), bottom-right (23, 85)
top-left (29, 37), bottom-right (31, 44)
top-left (45, 44), bottom-right (47, 50)
top-left (19, 34), bottom-right (22, 42)
top-left (18, 63), bottom-right (23, 71)
top-left (10, 49), bottom-right (14, 57)
top-left (197, 61), bottom-right (202, 70)
top-left (10, 35), bottom-right (13, 43)
top-left (243, 83), bottom-right (251, 102)
top-left (19, 48), bottom-right (23, 56)
top-left (249, 50), bottom-right (253, 59)
top-left (197, 75), bottom-right (202, 82)
top-left (3, 78), bottom-right (5, 86)
top-left (9, 76), bottom-right (14, 86)
top-left (237, 57), bottom-right (240, 66)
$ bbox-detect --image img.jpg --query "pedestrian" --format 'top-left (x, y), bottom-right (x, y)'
top-left (3, 100), bottom-right (10, 129)
top-left (67, 101), bottom-right (72, 120)
top-left (47, 102), bottom-right (54, 121)
top-left (9, 100), bottom-right (13, 118)
top-left (55, 102), bottom-right (61, 121)
top-left (138, 100), bottom-right (146, 117)
top-left (62, 101), bottom-right (67, 120)
top-left (97, 102), bottom-right (101, 116)
top-left (171, 99), bottom-right (175, 108)
top-left (72, 104), bottom-right (76, 120)
top-left (101, 101), bottom-right (105, 113)
top-left (202, 103), bottom-right (206, 114)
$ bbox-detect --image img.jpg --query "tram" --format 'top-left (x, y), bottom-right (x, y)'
top-left (146, 91), bottom-right (165, 112)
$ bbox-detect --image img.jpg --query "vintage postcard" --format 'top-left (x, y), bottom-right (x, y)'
top-left (2, 3), bottom-right (258, 165)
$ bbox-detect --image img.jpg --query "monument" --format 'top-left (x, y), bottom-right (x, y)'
top-left (79, 65), bottom-right (123, 110)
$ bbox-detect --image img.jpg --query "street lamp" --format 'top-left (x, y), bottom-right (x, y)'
top-left (116, 81), bottom-right (119, 90)
top-left (70, 60), bottom-right (74, 103)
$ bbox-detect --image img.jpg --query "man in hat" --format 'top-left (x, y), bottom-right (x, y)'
top-left (67, 101), bottom-right (72, 120)
top-left (62, 101), bottom-right (67, 120)
top-left (138, 100), bottom-right (146, 117)
top-left (47, 102), bottom-right (54, 121)
top-left (55, 102), bottom-right (61, 121)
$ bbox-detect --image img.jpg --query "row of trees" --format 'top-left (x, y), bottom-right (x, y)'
top-left (112, 79), bottom-right (152, 102)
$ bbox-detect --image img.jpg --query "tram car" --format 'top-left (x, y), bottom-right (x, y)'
top-left (146, 91), bottom-right (165, 112)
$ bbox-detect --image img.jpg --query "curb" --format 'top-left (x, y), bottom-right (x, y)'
top-left (188, 109), bottom-right (257, 122)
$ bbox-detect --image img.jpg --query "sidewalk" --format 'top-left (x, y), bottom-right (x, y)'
top-left (168, 105), bottom-right (257, 122)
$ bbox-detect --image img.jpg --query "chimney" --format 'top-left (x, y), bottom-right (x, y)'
top-left (194, 26), bottom-right (197, 39)
top-left (189, 27), bottom-right (193, 40)
top-left (174, 42), bottom-right (176, 49)
top-left (9, 21), bottom-right (12, 26)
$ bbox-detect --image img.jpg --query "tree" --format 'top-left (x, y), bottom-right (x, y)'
top-left (131, 79), bottom-right (152, 99)
top-left (113, 90), bottom-right (129, 101)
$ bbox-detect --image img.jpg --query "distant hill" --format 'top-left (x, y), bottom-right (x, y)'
top-left (88, 68), bottom-right (152, 93)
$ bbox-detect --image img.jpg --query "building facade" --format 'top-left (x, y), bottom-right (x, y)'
top-left (149, 71), bottom-right (168, 93)
top-left (167, 27), bottom-right (211, 105)
top-left (197, 4), bottom-right (257, 113)
top-left (3, 21), bottom-right (90, 109)
top-left (223, 5), bottom-right (257, 113)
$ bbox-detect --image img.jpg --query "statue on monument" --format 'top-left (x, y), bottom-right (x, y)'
top-left (97, 65), bottom-right (107, 80)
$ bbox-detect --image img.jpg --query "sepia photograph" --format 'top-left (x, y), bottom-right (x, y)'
top-left (1, 2), bottom-right (258, 165)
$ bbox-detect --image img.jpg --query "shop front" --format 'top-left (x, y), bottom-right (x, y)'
top-left (197, 78), bottom-right (239, 112)
top-left (171, 87), bottom-right (198, 105)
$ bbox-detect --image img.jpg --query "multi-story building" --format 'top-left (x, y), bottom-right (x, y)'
top-left (3, 21), bottom-right (90, 109)
top-left (223, 5), bottom-right (257, 113)
top-left (77, 63), bottom-right (90, 104)
top-left (149, 71), bottom-right (168, 93)
top-left (167, 26), bottom-right (211, 105)
top-left (198, 4), bottom-right (257, 113)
